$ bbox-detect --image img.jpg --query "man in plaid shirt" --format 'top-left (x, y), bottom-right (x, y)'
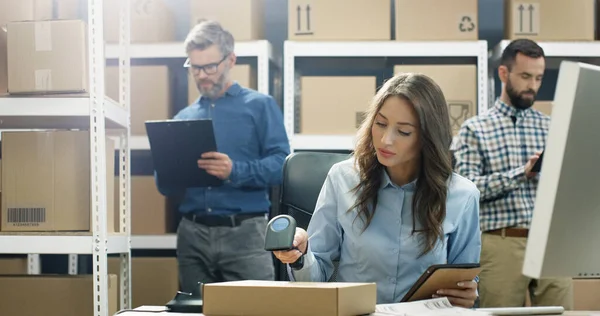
top-left (454, 39), bottom-right (572, 308)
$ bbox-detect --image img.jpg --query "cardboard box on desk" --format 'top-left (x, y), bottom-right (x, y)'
top-left (0, 0), bottom-right (53, 94)
top-left (395, 0), bottom-right (478, 41)
top-left (191, 0), bottom-right (265, 41)
top-left (188, 64), bottom-right (257, 105)
top-left (393, 65), bottom-right (477, 136)
top-left (288, 0), bottom-right (390, 41)
top-left (6, 20), bottom-right (87, 94)
top-left (504, 0), bottom-right (595, 41)
top-left (1, 131), bottom-right (116, 232)
top-left (202, 280), bottom-right (376, 316)
top-left (298, 76), bottom-right (376, 135)
top-left (0, 274), bottom-right (118, 316)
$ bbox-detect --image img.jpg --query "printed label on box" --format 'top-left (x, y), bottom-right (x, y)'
top-left (34, 69), bottom-right (52, 91)
top-left (512, 2), bottom-right (540, 36)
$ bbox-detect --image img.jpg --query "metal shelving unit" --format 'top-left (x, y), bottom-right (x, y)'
top-left (488, 40), bottom-right (600, 107)
top-left (0, 1), bottom-right (132, 315)
top-left (283, 40), bottom-right (489, 151)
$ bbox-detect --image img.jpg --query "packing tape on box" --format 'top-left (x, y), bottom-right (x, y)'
top-left (35, 69), bottom-right (52, 91)
top-left (34, 21), bottom-right (52, 52)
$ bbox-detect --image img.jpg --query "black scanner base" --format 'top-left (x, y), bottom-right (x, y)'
top-left (166, 291), bottom-right (203, 313)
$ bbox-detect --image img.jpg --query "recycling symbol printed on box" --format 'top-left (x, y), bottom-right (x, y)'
top-left (459, 16), bottom-right (475, 32)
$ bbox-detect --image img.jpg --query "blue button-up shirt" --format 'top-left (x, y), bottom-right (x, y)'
top-left (155, 83), bottom-right (291, 215)
top-left (291, 158), bottom-right (481, 304)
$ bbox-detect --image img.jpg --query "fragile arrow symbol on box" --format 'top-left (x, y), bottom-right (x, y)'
top-left (528, 4), bottom-right (535, 33)
top-left (518, 4), bottom-right (524, 32)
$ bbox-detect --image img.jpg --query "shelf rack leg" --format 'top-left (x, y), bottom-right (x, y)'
top-left (257, 41), bottom-right (270, 95)
top-left (27, 254), bottom-right (40, 274)
top-left (477, 40), bottom-right (489, 116)
top-left (283, 41), bottom-right (295, 150)
top-left (88, 0), bottom-right (110, 315)
top-left (118, 0), bottom-right (132, 310)
top-left (68, 254), bottom-right (78, 275)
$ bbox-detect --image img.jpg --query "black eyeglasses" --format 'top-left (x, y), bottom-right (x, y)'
top-left (183, 55), bottom-right (228, 75)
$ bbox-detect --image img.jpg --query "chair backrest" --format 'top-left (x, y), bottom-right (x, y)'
top-left (274, 151), bottom-right (350, 281)
top-left (280, 151), bottom-right (351, 229)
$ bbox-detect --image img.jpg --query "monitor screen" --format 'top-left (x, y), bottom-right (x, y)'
top-left (524, 60), bottom-right (600, 279)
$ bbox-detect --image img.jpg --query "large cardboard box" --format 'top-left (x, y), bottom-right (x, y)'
top-left (504, 0), bottom-right (595, 41)
top-left (106, 66), bottom-right (171, 136)
top-left (115, 176), bottom-right (168, 235)
top-left (394, 65), bottom-right (477, 136)
top-left (203, 280), bottom-right (376, 316)
top-left (7, 20), bottom-right (87, 94)
top-left (0, 257), bottom-right (28, 274)
top-left (533, 100), bottom-right (553, 116)
top-left (0, 274), bottom-right (118, 316)
top-left (108, 257), bottom-right (179, 307)
top-left (191, 0), bottom-right (265, 41)
top-left (395, 0), bottom-right (478, 41)
top-left (104, 0), bottom-right (175, 43)
top-left (573, 278), bottom-right (600, 310)
top-left (298, 76), bottom-right (376, 135)
top-left (1, 131), bottom-right (116, 232)
top-left (187, 64), bottom-right (256, 104)
top-left (0, 0), bottom-right (53, 94)
top-left (288, 0), bottom-right (390, 41)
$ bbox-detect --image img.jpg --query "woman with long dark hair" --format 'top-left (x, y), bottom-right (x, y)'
top-left (273, 73), bottom-right (481, 307)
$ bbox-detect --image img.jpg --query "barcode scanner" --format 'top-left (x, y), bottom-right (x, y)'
top-left (264, 215), bottom-right (297, 251)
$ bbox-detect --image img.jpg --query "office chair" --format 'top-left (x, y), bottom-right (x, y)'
top-left (275, 151), bottom-right (350, 281)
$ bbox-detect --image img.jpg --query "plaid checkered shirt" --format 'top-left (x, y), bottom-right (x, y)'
top-left (453, 99), bottom-right (550, 232)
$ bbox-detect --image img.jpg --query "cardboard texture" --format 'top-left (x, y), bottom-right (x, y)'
top-left (0, 0), bottom-right (53, 94)
top-left (108, 257), bottom-right (179, 307)
top-left (573, 278), bottom-right (600, 310)
top-left (114, 176), bottom-right (168, 235)
top-left (188, 64), bottom-right (257, 105)
top-left (298, 76), bottom-right (376, 134)
top-left (395, 0), bottom-right (478, 40)
top-left (288, 0), bottom-right (390, 41)
top-left (191, 0), bottom-right (265, 41)
top-left (104, 0), bottom-right (175, 43)
top-left (7, 20), bottom-right (87, 94)
top-left (0, 257), bottom-right (28, 274)
top-left (1, 131), bottom-right (116, 232)
top-left (393, 65), bottom-right (477, 136)
top-left (105, 65), bottom-right (171, 136)
top-left (504, 0), bottom-right (595, 41)
top-left (0, 274), bottom-right (118, 316)
top-left (533, 100), bottom-right (553, 116)
top-left (203, 280), bottom-right (377, 316)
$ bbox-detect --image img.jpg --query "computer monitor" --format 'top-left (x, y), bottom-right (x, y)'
top-left (523, 60), bottom-right (600, 279)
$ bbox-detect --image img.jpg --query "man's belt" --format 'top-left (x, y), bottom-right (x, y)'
top-left (485, 228), bottom-right (529, 238)
top-left (183, 212), bottom-right (266, 227)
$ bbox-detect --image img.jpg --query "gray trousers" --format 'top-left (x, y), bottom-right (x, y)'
top-left (176, 215), bottom-right (275, 293)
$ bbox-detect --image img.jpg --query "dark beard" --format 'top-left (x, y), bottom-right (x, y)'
top-left (506, 80), bottom-right (536, 110)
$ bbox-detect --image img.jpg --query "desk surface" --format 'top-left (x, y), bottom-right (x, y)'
top-left (116, 307), bottom-right (600, 316)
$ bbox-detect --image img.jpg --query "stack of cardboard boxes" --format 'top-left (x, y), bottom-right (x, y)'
top-left (292, 0), bottom-right (479, 137)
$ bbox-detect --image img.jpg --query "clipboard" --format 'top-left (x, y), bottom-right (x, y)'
top-left (531, 150), bottom-right (544, 172)
top-left (400, 263), bottom-right (481, 302)
top-left (145, 119), bottom-right (224, 189)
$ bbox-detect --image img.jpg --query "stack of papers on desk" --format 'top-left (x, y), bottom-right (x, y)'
top-left (373, 297), bottom-right (492, 316)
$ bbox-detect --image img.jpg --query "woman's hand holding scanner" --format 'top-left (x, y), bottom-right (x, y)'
top-left (272, 227), bottom-right (308, 264)
top-left (433, 280), bottom-right (478, 308)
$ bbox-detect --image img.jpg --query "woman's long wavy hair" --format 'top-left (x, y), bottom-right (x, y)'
top-left (350, 73), bottom-right (453, 256)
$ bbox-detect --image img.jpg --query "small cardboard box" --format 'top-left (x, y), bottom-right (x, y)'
top-left (504, 0), bottom-right (595, 41)
top-left (288, 0), bottom-right (390, 41)
top-left (395, 0), bottom-right (478, 41)
top-left (573, 278), bottom-right (600, 310)
top-left (203, 280), bottom-right (376, 316)
top-left (103, 0), bottom-right (176, 43)
top-left (0, 274), bottom-right (118, 316)
top-left (190, 0), bottom-right (265, 41)
top-left (394, 65), bottom-right (477, 136)
top-left (105, 65), bottom-right (171, 136)
top-left (1, 131), bottom-right (116, 232)
top-left (188, 64), bottom-right (257, 105)
top-left (0, 0), bottom-right (53, 94)
top-left (7, 20), bottom-right (87, 94)
top-left (533, 100), bottom-right (553, 116)
top-left (298, 76), bottom-right (376, 135)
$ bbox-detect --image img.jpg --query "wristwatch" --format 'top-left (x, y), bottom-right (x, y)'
top-left (289, 240), bottom-right (308, 270)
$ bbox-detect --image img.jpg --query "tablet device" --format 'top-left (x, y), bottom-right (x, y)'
top-left (531, 150), bottom-right (544, 172)
top-left (400, 263), bottom-right (481, 302)
top-left (145, 119), bottom-right (223, 189)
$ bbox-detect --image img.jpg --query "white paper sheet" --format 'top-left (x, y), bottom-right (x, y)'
top-left (373, 297), bottom-right (492, 316)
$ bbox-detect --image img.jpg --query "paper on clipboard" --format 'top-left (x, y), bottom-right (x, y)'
top-left (372, 297), bottom-right (491, 316)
